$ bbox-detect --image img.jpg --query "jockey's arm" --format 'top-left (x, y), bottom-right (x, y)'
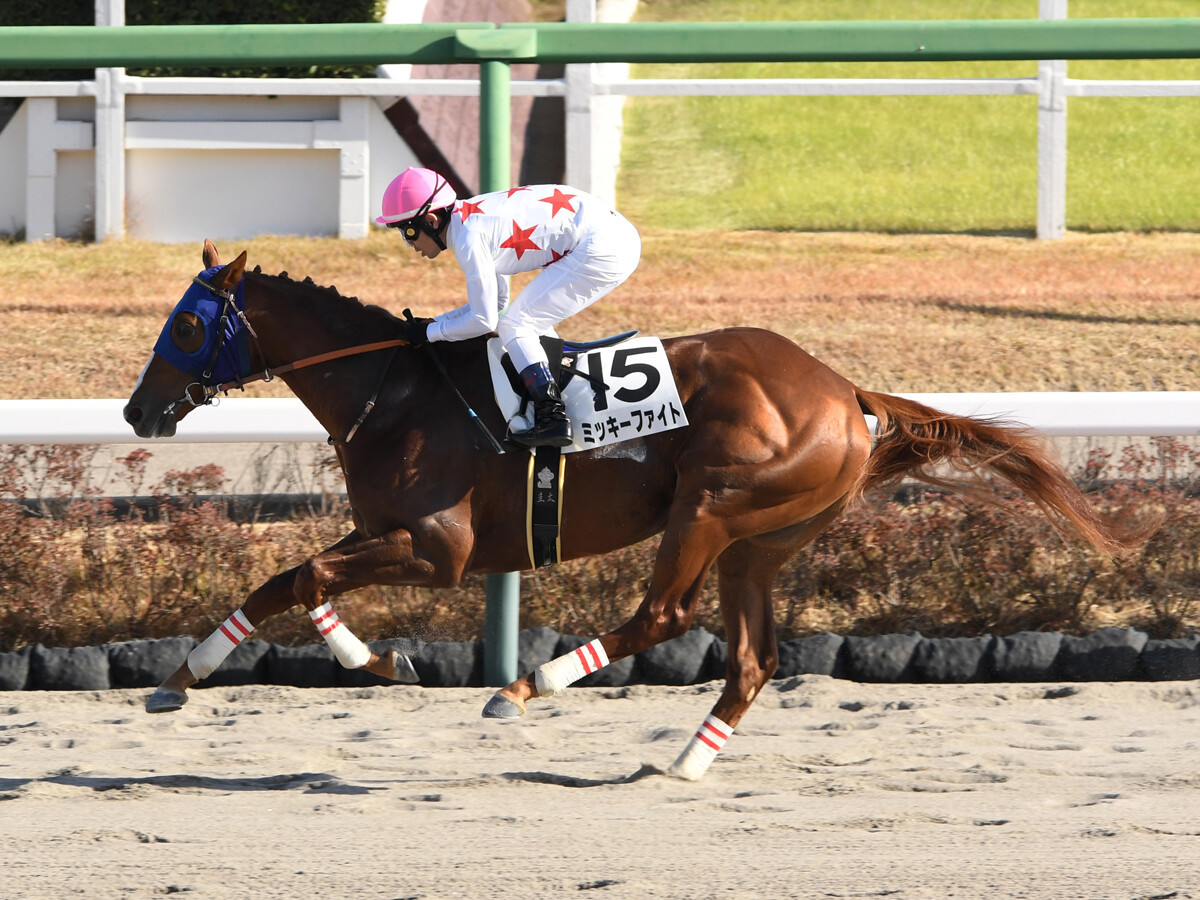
top-left (427, 233), bottom-right (503, 342)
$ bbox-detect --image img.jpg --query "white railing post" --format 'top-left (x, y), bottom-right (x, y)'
top-left (564, 0), bottom-right (595, 193)
top-left (318, 96), bottom-right (370, 239)
top-left (24, 98), bottom-right (93, 241)
top-left (94, 0), bottom-right (126, 241)
top-left (1037, 0), bottom-right (1068, 239)
top-left (25, 99), bottom-right (59, 242)
top-left (565, 0), bottom-right (636, 206)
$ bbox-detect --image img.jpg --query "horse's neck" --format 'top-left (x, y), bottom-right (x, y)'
top-left (246, 274), bottom-right (366, 356)
top-left (245, 274), bottom-right (406, 437)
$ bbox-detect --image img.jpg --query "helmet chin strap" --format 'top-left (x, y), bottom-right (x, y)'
top-left (422, 209), bottom-right (449, 251)
top-left (412, 173), bottom-right (450, 250)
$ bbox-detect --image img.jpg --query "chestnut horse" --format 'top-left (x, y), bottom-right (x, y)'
top-left (123, 241), bottom-right (1149, 780)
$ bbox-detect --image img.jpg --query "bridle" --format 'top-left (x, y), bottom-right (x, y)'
top-left (162, 274), bottom-right (408, 443)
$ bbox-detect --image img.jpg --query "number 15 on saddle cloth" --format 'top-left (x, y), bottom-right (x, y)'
top-left (487, 336), bottom-right (689, 454)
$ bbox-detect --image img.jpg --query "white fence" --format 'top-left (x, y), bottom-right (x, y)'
top-left (3, 394), bottom-right (1198, 445)
top-left (4, 0), bottom-right (1200, 241)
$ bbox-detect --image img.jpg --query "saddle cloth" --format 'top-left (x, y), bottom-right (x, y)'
top-left (486, 334), bottom-right (689, 454)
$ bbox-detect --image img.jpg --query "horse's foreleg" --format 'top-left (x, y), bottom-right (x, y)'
top-left (145, 565), bottom-right (305, 712)
top-left (289, 526), bottom-right (443, 677)
top-left (146, 529), bottom-right (422, 713)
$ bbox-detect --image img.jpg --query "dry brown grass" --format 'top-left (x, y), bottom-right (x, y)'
top-left (2, 229), bottom-right (1197, 400)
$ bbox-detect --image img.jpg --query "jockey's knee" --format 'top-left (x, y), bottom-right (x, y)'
top-left (498, 329), bottom-right (548, 373)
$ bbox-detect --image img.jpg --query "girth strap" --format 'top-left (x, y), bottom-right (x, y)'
top-left (526, 445), bottom-right (565, 568)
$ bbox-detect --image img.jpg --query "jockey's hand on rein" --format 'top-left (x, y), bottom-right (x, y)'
top-left (401, 308), bottom-right (433, 347)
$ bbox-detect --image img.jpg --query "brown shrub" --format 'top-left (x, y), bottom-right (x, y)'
top-left (0, 440), bottom-right (1196, 653)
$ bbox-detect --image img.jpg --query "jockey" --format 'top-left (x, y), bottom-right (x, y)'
top-left (377, 166), bottom-right (642, 448)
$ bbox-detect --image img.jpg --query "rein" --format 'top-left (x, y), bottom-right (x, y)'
top-left (212, 338), bottom-right (408, 395)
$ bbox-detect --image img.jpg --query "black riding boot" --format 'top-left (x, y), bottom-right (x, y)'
top-left (511, 363), bottom-right (572, 448)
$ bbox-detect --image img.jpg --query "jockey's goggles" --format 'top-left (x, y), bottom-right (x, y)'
top-left (389, 217), bottom-right (423, 243)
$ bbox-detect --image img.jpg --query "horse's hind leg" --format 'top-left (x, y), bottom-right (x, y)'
top-left (667, 502), bottom-right (850, 778)
top-left (667, 540), bottom-right (788, 773)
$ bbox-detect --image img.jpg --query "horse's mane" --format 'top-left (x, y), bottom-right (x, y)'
top-left (247, 265), bottom-right (402, 337)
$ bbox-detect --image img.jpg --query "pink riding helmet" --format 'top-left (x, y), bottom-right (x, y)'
top-left (376, 167), bottom-right (457, 225)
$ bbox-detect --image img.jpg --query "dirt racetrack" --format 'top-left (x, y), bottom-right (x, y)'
top-left (2, 678), bottom-right (1198, 899)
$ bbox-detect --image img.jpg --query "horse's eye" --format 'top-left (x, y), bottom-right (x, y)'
top-left (171, 312), bottom-right (205, 354)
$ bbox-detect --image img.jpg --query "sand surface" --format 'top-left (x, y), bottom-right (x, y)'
top-left (2, 677), bottom-right (1198, 899)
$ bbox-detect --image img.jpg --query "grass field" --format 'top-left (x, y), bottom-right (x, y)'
top-left (619, 0), bottom-right (1200, 233)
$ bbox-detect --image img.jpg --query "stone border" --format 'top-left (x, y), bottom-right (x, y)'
top-left (1, 627), bottom-right (1197, 692)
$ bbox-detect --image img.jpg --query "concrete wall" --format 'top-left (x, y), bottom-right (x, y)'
top-left (0, 92), bottom-right (419, 241)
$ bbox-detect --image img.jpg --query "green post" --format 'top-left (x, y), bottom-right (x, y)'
top-left (483, 572), bottom-right (520, 686)
top-left (480, 59), bottom-right (518, 687)
top-left (459, 30), bottom-right (536, 687)
top-left (478, 59), bottom-right (511, 195)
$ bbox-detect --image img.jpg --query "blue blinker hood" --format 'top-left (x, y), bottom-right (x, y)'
top-left (152, 266), bottom-right (251, 385)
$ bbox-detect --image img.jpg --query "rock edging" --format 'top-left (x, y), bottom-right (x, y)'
top-left (1, 626), bottom-right (1197, 692)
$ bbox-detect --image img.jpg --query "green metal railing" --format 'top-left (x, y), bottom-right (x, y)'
top-left (3, 19), bottom-right (1200, 67)
top-left (4, 17), bottom-right (1199, 685)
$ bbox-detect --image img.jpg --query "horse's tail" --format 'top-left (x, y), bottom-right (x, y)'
top-left (853, 388), bottom-right (1159, 558)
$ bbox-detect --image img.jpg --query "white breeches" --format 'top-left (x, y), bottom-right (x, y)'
top-left (498, 210), bottom-right (641, 372)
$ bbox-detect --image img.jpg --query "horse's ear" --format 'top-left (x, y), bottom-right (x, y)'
top-left (202, 239), bottom-right (220, 268)
top-left (210, 250), bottom-right (248, 293)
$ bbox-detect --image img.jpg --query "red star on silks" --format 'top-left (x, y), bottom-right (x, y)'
top-left (541, 248), bottom-right (571, 269)
top-left (506, 186), bottom-right (531, 197)
top-left (457, 199), bottom-right (484, 222)
top-left (500, 220), bottom-right (540, 260)
top-left (539, 188), bottom-right (577, 217)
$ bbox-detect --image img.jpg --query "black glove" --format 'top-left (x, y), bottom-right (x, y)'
top-left (401, 308), bottom-right (433, 347)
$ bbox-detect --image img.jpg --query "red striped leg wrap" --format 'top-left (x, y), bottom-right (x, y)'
top-left (668, 714), bottom-right (733, 781)
top-left (309, 602), bottom-right (371, 669)
top-left (187, 609), bottom-right (253, 680)
top-left (534, 639), bottom-right (609, 697)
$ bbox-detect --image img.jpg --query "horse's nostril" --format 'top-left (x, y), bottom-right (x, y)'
top-left (124, 405), bottom-right (142, 425)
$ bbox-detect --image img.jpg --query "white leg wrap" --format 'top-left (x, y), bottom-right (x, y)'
top-left (309, 602), bottom-right (372, 669)
top-left (534, 639), bottom-right (609, 697)
top-left (187, 609), bottom-right (253, 681)
top-left (667, 714), bottom-right (734, 781)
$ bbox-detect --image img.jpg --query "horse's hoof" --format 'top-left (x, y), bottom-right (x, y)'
top-left (481, 692), bottom-right (525, 719)
top-left (145, 688), bottom-right (188, 714)
top-left (390, 650), bottom-right (419, 684)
